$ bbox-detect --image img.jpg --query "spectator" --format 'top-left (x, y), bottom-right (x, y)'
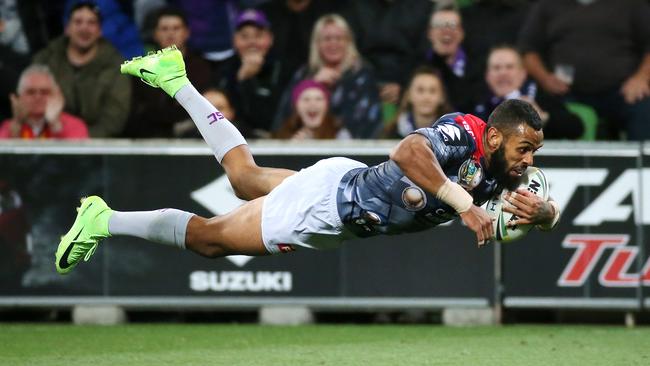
top-left (0, 65), bottom-right (88, 139)
top-left (123, 6), bottom-right (211, 138)
top-left (33, 2), bottom-right (131, 138)
top-left (383, 66), bottom-right (452, 138)
top-left (342, 0), bottom-right (434, 105)
top-left (63, 0), bottom-right (145, 59)
top-left (518, 0), bottom-right (650, 140)
top-left (217, 9), bottom-right (284, 138)
top-left (274, 79), bottom-right (350, 140)
top-left (424, 3), bottom-right (486, 112)
top-left (259, 0), bottom-right (341, 88)
top-left (474, 46), bottom-right (583, 139)
top-left (273, 14), bottom-right (382, 138)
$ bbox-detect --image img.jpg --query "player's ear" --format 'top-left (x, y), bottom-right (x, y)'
top-left (486, 126), bottom-right (503, 150)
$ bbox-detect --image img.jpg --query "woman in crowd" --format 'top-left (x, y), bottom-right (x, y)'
top-left (383, 66), bottom-right (452, 138)
top-left (274, 79), bottom-right (349, 140)
top-left (273, 14), bottom-right (381, 139)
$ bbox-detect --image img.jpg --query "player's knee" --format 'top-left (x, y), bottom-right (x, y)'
top-left (198, 244), bottom-right (228, 258)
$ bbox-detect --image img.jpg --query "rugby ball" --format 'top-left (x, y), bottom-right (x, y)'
top-left (482, 167), bottom-right (549, 243)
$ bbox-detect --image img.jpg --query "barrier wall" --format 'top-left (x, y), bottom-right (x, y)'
top-left (0, 140), bottom-right (647, 311)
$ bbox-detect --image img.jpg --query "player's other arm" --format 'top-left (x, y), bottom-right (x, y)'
top-left (390, 134), bottom-right (494, 246)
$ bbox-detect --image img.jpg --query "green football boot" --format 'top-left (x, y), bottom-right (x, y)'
top-left (55, 196), bottom-right (113, 275)
top-left (120, 45), bottom-right (190, 97)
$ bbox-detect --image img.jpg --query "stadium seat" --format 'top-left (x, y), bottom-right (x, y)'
top-left (566, 102), bottom-right (599, 141)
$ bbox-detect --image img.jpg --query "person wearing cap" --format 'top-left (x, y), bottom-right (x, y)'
top-left (216, 9), bottom-right (285, 138)
top-left (274, 79), bottom-right (350, 140)
top-left (32, 1), bottom-right (131, 137)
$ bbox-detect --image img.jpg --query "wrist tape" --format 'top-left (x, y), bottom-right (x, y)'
top-left (436, 179), bottom-right (474, 213)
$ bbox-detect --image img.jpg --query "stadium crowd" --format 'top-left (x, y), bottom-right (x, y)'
top-left (1, 0), bottom-right (649, 141)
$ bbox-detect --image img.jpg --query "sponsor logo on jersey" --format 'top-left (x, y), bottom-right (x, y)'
top-left (435, 124), bottom-right (463, 144)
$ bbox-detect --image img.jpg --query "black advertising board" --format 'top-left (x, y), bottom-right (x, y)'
top-left (0, 141), bottom-right (647, 310)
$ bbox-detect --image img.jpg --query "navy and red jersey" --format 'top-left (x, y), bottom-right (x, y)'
top-left (336, 113), bottom-right (499, 237)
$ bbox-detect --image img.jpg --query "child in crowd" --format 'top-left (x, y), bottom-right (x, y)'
top-left (274, 79), bottom-right (350, 140)
top-left (383, 66), bottom-right (452, 138)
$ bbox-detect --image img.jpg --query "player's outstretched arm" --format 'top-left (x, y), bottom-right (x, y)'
top-left (502, 189), bottom-right (560, 230)
top-left (390, 134), bottom-right (494, 246)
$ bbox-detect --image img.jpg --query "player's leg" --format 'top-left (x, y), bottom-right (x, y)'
top-left (120, 46), bottom-right (294, 200)
top-left (173, 83), bottom-right (294, 199)
top-left (55, 195), bottom-right (269, 274)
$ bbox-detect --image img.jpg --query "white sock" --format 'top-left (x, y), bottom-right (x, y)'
top-left (108, 209), bottom-right (194, 249)
top-left (174, 84), bottom-right (247, 163)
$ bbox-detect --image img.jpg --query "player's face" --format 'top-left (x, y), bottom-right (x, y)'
top-left (318, 23), bottom-right (348, 66)
top-left (154, 16), bottom-right (189, 49)
top-left (19, 73), bottom-right (54, 119)
top-left (203, 90), bottom-right (235, 121)
top-left (491, 124), bottom-right (544, 191)
top-left (428, 11), bottom-right (464, 57)
top-left (233, 25), bottom-right (273, 57)
top-left (66, 8), bottom-right (102, 51)
top-left (408, 74), bottom-right (445, 118)
top-left (296, 87), bottom-right (328, 129)
top-left (486, 49), bottom-right (527, 97)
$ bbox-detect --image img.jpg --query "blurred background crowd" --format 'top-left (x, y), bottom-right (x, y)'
top-left (1, 0), bottom-right (649, 142)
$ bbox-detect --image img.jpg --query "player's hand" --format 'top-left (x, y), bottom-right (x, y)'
top-left (45, 85), bottom-right (64, 132)
top-left (459, 205), bottom-right (494, 248)
top-left (540, 74), bottom-right (569, 95)
top-left (502, 188), bottom-right (555, 227)
top-left (620, 73), bottom-right (650, 104)
top-left (237, 52), bottom-right (264, 80)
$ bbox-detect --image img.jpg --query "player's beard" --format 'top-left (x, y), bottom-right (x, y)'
top-left (489, 144), bottom-right (520, 191)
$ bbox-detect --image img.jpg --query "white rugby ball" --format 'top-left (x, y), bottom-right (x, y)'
top-left (482, 167), bottom-right (549, 243)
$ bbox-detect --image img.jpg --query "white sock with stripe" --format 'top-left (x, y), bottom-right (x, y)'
top-left (174, 84), bottom-right (247, 163)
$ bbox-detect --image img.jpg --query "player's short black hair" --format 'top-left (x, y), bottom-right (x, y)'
top-left (487, 99), bottom-right (542, 134)
top-left (153, 6), bottom-right (189, 28)
top-left (69, 1), bottom-right (102, 24)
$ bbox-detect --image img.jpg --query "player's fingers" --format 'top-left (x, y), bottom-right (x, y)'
top-left (506, 218), bottom-right (533, 227)
top-left (502, 204), bottom-right (533, 219)
top-left (515, 188), bottom-right (535, 197)
top-left (506, 191), bottom-right (532, 206)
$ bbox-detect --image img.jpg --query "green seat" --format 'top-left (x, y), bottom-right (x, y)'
top-left (566, 102), bottom-right (599, 141)
top-left (566, 102), bottom-right (598, 141)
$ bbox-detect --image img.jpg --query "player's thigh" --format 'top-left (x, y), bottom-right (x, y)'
top-left (204, 196), bottom-right (268, 255)
top-left (221, 145), bottom-right (295, 199)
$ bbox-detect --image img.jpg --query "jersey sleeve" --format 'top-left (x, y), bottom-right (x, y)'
top-left (412, 115), bottom-right (475, 168)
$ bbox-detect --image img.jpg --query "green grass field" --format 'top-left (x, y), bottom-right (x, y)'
top-left (1, 324), bottom-right (648, 366)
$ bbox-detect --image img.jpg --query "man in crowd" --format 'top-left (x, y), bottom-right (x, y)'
top-left (217, 9), bottom-right (284, 137)
top-left (474, 46), bottom-right (583, 140)
top-left (123, 6), bottom-right (211, 138)
top-left (0, 65), bottom-right (88, 139)
top-left (518, 0), bottom-right (650, 140)
top-left (33, 2), bottom-right (130, 137)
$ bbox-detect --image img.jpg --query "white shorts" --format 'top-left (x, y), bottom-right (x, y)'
top-left (261, 157), bottom-right (367, 254)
